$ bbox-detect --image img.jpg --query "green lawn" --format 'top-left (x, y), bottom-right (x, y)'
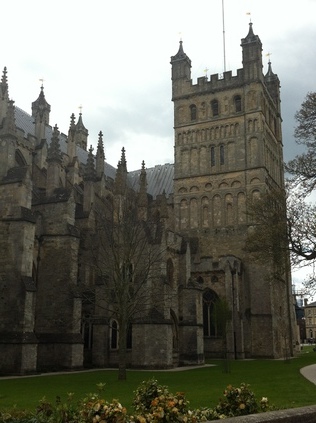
top-left (1, 346), bottom-right (316, 413)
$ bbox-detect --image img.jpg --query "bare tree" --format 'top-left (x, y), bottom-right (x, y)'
top-left (245, 186), bottom-right (316, 298)
top-left (245, 189), bottom-right (289, 281)
top-left (212, 298), bottom-right (231, 372)
top-left (286, 92), bottom-right (316, 196)
top-left (81, 185), bottom-right (171, 380)
top-left (284, 91), bottom-right (316, 294)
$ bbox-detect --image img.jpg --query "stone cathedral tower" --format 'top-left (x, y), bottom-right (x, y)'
top-left (0, 23), bottom-right (297, 375)
top-left (170, 23), bottom-right (294, 358)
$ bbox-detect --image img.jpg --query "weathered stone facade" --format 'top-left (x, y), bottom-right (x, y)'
top-left (0, 23), bottom-right (296, 375)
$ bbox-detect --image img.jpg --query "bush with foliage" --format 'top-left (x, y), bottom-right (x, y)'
top-left (0, 379), bottom-right (271, 422)
top-left (214, 383), bottom-right (269, 418)
top-left (80, 395), bottom-right (127, 423)
top-left (131, 378), bottom-right (192, 422)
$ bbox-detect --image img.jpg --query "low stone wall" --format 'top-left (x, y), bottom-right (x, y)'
top-left (207, 405), bottom-right (316, 422)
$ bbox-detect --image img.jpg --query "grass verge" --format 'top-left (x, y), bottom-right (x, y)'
top-left (0, 346), bottom-right (316, 413)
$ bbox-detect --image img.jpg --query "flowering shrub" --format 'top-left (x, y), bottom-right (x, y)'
top-left (0, 380), bottom-right (271, 422)
top-left (214, 383), bottom-right (269, 418)
top-left (80, 395), bottom-right (128, 423)
top-left (131, 378), bottom-right (192, 422)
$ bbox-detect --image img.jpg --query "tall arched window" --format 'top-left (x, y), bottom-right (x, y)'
top-left (15, 150), bottom-right (27, 167)
top-left (203, 289), bottom-right (222, 337)
top-left (180, 199), bottom-right (188, 229)
top-left (211, 146), bottom-right (215, 167)
top-left (234, 95), bottom-right (242, 112)
top-left (126, 324), bottom-right (132, 349)
top-left (110, 320), bottom-right (133, 349)
top-left (170, 310), bottom-right (179, 350)
top-left (220, 145), bottom-right (225, 165)
top-left (110, 319), bottom-right (119, 349)
top-left (211, 100), bottom-right (219, 117)
top-left (82, 317), bottom-right (93, 349)
top-left (167, 259), bottom-right (174, 286)
top-left (190, 104), bottom-right (197, 121)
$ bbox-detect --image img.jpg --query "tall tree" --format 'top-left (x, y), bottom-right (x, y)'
top-left (81, 187), bottom-right (170, 380)
top-left (285, 91), bottom-right (316, 294)
top-left (245, 189), bottom-right (289, 281)
top-left (286, 92), bottom-right (316, 196)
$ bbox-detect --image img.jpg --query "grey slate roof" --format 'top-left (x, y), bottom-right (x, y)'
top-left (14, 106), bottom-right (174, 198)
top-left (129, 164), bottom-right (174, 199)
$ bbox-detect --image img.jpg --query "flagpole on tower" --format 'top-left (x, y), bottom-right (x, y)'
top-left (222, 0), bottom-right (226, 73)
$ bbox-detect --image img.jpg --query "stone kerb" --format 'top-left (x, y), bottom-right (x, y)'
top-left (205, 405), bottom-right (316, 423)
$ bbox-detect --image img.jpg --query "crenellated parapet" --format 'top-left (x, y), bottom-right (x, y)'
top-left (172, 68), bottom-right (244, 100)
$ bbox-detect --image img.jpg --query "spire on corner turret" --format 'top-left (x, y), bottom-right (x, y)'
top-left (265, 60), bottom-right (276, 82)
top-left (170, 39), bottom-right (192, 99)
top-left (46, 125), bottom-right (63, 196)
top-left (114, 147), bottom-right (128, 195)
top-left (0, 67), bottom-right (8, 99)
top-left (67, 113), bottom-right (77, 161)
top-left (47, 125), bottom-right (62, 163)
top-left (0, 67), bottom-right (9, 125)
top-left (264, 59), bottom-right (281, 116)
top-left (75, 112), bottom-right (89, 151)
top-left (137, 160), bottom-right (148, 220)
top-left (120, 146), bottom-right (127, 172)
top-left (32, 83), bottom-right (51, 142)
top-left (241, 22), bottom-right (263, 81)
top-left (84, 145), bottom-right (96, 182)
top-left (96, 131), bottom-right (105, 179)
top-left (83, 145), bottom-right (96, 213)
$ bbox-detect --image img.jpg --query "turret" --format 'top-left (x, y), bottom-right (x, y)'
top-left (96, 131), bottom-right (105, 179)
top-left (46, 125), bottom-right (63, 196)
top-left (74, 112), bottom-right (88, 151)
top-left (114, 147), bottom-right (128, 195)
top-left (0, 67), bottom-right (9, 126)
top-left (264, 60), bottom-right (281, 112)
top-left (67, 113), bottom-right (77, 161)
top-left (0, 99), bottom-right (17, 178)
top-left (170, 40), bottom-right (192, 99)
top-left (83, 145), bottom-right (96, 213)
top-left (241, 22), bottom-right (263, 81)
top-left (137, 160), bottom-right (148, 220)
top-left (32, 83), bottom-right (51, 142)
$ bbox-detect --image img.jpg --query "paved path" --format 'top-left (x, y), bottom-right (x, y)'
top-left (2, 363), bottom-right (316, 383)
top-left (0, 364), bottom-right (215, 380)
top-left (300, 364), bottom-right (316, 385)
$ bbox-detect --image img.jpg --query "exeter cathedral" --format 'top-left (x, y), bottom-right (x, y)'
top-left (0, 23), bottom-right (297, 374)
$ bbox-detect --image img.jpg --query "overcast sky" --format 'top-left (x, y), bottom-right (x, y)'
top-left (2, 0), bottom-right (316, 170)
top-left (2, 0), bottom-right (316, 289)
